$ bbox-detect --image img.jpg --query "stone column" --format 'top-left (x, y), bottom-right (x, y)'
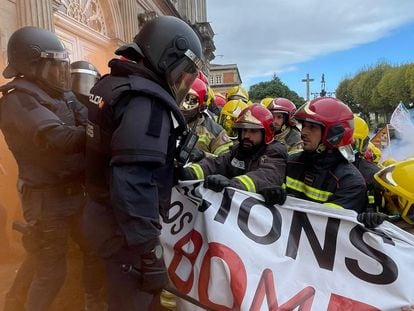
top-left (120, 0), bottom-right (139, 42)
top-left (17, 0), bottom-right (54, 31)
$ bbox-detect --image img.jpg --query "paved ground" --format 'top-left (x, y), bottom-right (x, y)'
top-left (0, 242), bottom-right (85, 311)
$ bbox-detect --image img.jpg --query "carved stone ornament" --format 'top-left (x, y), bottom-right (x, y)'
top-left (64, 0), bottom-right (107, 35)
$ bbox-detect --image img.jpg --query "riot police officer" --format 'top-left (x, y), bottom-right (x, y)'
top-left (0, 26), bottom-right (101, 310)
top-left (70, 60), bottom-right (101, 106)
top-left (82, 16), bottom-right (202, 310)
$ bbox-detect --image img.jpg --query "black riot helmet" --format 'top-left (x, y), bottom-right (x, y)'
top-left (3, 26), bottom-right (71, 93)
top-left (115, 16), bottom-right (203, 104)
top-left (70, 61), bottom-right (101, 97)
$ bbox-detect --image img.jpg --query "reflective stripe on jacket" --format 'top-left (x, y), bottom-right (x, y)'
top-left (190, 141), bottom-right (287, 193)
top-left (287, 150), bottom-right (367, 212)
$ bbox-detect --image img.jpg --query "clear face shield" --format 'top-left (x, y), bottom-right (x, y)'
top-left (167, 50), bottom-right (203, 105)
top-left (38, 50), bottom-right (71, 92)
top-left (71, 68), bottom-right (100, 97)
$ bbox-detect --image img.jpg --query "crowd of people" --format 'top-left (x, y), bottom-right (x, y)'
top-left (0, 14), bottom-right (413, 311)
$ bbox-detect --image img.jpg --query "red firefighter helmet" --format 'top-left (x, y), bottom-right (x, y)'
top-left (233, 104), bottom-right (275, 144)
top-left (294, 97), bottom-right (354, 148)
top-left (191, 77), bottom-right (208, 110)
top-left (267, 97), bottom-right (297, 126)
top-left (197, 71), bottom-right (209, 85)
top-left (214, 93), bottom-right (226, 108)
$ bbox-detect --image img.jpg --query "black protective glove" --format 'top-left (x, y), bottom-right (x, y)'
top-left (357, 212), bottom-right (389, 229)
top-left (204, 174), bottom-right (232, 192)
top-left (176, 166), bottom-right (196, 181)
top-left (189, 147), bottom-right (205, 163)
top-left (121, 241), bottom-right (168, 295)
top-left (258, 186), bottom-right (287, 205)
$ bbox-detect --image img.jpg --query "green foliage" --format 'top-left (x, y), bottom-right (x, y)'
top-left (336, 61), bottom-right (414, 122)
top-left (249, 74), bottom-right (305, 107)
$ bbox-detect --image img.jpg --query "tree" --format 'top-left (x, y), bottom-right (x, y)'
top-left (350, 62), bottom-right (391, 119)
top-left (375, 66), bottom-right (410, 122)
top-left (249, 74), bottom-right (305, 107)
top-left (336, 78), bottom-right (357, 110)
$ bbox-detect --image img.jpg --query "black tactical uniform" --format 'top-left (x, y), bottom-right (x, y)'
top-left (82, 16), bottom-right (202, 311)
top-left (0, 26), bottom-right (102, 311)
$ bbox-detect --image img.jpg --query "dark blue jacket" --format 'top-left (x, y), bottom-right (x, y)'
top-left (0, 78), bottom-right (86, 187)
top-left (86, 59), bottom-right (186, 246)
top-left (287, 149), bottom-right (367, 212)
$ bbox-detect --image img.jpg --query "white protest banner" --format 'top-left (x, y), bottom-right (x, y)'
top-left (161, 181), bottom-right (414, 311)
top-left (390, 102), bottom-right (414, 134)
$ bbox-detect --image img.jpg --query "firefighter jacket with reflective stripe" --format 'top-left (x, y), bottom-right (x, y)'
top-left (189, 140), bottom-right (287, 193)
top-left (188, 112), bottom-right (233, 157)
top-left (275, 126), bottom-right (303, 154)
top-left (286, 149), bottom-right (367, 212)
top-left (353, 155), bottom-right (381, 211)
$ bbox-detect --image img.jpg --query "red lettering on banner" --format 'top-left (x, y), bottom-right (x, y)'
top-left (198, 242), bottom-right (247, 311)
top-left (250, 268), bottom-right (315, 310)
top-left (168, 229), bottom-right (203, 294)
top-left (250, 269), bottom-right (277, 310)
top-left (327, 293), bottom-right (380, 310)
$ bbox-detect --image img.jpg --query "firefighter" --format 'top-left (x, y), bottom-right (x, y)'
top-left (267, 97), bottom-right (303, 153)
top-left (374, 158), bottom-right (414, 233)
top-left (365, 141), bottom-right (382, 164)
top-left (179, 104), bottom-right (287, 205)
top-left (352, 115), bottom-right (381, 212)
top-left (214, 93), bottom-right (226, 110)
top-left (82, 16), bottom-right (202, 310)
top-left (218, 99), bottom-right (249, 140)
top-left (286, 97), bottom-right (367, 213)
top-left (179, 77), bottom-right (233, 162)
top-left (206, 86), bottom-right (221, 117)
top-left (226, 85), bottom-right (249, 103)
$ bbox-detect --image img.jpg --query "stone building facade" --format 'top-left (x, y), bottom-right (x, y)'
top-left (209, 63), bottom-right (242, 95)
top-left (0, 0), bottom-right (215, 84)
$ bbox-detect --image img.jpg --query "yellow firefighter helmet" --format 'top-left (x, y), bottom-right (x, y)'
top-left (260, 97), bottom-right (274, 108)
top-left (218, 99), bottom-right (248, 139)
top-left (382, 157), bottom-right (397, 167)
top-left (365, 142), bottom-right (381, 164)
top-left (374, 158), bottom-right (414, 224)
top-left (353, 115), bottom-right (370, 153)
top-left (226, 85), bottom-right (249, 103)
top-left (206, 86), bottom-right (215, 107)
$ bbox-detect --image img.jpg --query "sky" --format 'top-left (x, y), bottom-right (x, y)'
top-left (207, 0), bottom-right (414, 100)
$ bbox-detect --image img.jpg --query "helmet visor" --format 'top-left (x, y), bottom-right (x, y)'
top-left (71, 69), bottom-right (100, 97)
top-left (228, 94), bottom-right (248, 103)
top-left (179, 93), bottom-right (199, 111)
top-left (167, 50), bottom-right (202, 105)
top-left (179, 93), bottom-right (199, 122)
top-left (39, 58), bottom-right (71, 92)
